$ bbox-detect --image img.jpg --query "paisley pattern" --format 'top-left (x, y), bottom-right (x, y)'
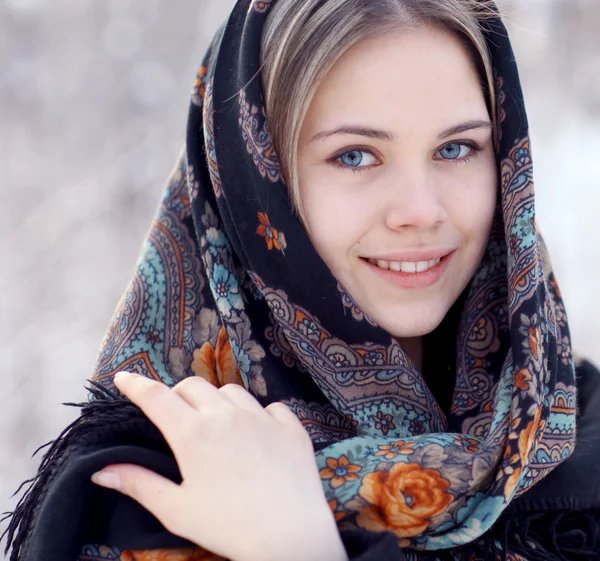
top-left (202, 82), bottom-right (222, 198)
top-left (238, 90), bottom-right (281, 183)
top-left (83, 2), bottom-right (576, 559)
top-left (493, 68), bottom-right (507, 141)
top-left (286, 398), bottom-right (358, 442)
top-left (92, 155), bottom-right (204, 388)
top-left (338, 282), bottom-right (377, 326)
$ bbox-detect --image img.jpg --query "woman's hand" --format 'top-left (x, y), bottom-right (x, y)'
top-left (90, 372), bottom-right (348, 561)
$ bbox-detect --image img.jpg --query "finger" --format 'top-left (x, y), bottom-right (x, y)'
top-left (114, 372), bottom-right (194, 448)
top-left (218, 383), bottom-right (264, 415)
top-left (265, 401), bottom-right (304, 430)
top-left (91, 464), bottom-right (183, 534)
top-left (171, 375), bottom-right (221, 409)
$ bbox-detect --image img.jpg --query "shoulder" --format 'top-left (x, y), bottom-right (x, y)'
top-left (482, 359), bottom-right (600, 560)
top-left (576, 358), bottom-right (600, 419)
top-left (558, 359), bottom-right (600, 504)
top-left (508, 358), bottom-right (600, 511)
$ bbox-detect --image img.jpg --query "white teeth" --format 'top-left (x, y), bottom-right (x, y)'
top-left (369, 257), bottom-right (442, 273)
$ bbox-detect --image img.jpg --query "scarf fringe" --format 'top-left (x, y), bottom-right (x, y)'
top-left (0, 381), bottom-right (143, 561)
top-left (481, 509), bottom-right (600, 560)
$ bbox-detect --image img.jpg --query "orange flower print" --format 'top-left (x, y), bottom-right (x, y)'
top-left (320, 455), bottom-right (361, 489)
top-left (375, 441), bottom-right (416, 460)
top-left (191, 326), bottom-right (244, 388)
top-left (528, 326), bottom-right (541, 359)
top-left (515, 368), bottom-right (532, 391)
top-left (356, 462), bottom-right (453, 538)
top-left (145, 326), bottom-right (161, 345)
top-left (252, 0), bottom-right (273, 12)
top-left (328, 498), bottom-right (346, 522)
top-left (503, 405), bottom-right (543, 500)
top-left (508, 233), bottom-right (520, 257)
top-left (121, 547), bottom-right (224, 560)
top-left (256, 212), bottom-right (286, 252)
top-left (372, 410), bottom-right (396, 436)
top-left (451, 435), bottom-right (480, 454)
top-left (193, 66), bottom-right (208, 99)
top-left (506, 554), bottom-right (528, 561)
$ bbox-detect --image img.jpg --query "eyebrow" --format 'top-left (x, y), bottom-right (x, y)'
top-left (311, 125), bottom-right (395, 143)
top-left (310, 119), bottom-right (493, 143)
top-left (438, 120), bottom-right (493, 139)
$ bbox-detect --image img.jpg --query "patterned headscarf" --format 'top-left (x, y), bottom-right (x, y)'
top-left (91, 0), bottom-right (576, 557)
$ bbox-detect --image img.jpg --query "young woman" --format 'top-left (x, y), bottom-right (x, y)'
top-left (4, 0), bottom-right (600, 560)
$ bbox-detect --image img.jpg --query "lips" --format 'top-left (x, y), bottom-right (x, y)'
top-left (361, 250), bottom-right (455, 289)
top-left (367, 257), bottom-right (441, 273)
top-left (362, 249), bottom-right (455, 263)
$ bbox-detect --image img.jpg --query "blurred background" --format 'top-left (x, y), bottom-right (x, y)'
top-left (1, 0), bottom-right (599, 551)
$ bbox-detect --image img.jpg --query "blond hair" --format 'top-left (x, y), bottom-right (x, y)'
top-left (260, 0), bottom-right (497, 220)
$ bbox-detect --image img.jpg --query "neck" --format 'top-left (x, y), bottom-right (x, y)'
top-left (395, 337), bottom-right (423, 371)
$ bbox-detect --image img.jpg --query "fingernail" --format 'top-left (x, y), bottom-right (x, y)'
top-left (91, 470), bottom-right (121, 490)
top-left (115, 371), bottom-right (135, 380)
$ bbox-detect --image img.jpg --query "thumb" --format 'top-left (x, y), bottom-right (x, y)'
top-left (91, 464), bottom-right (183, 532)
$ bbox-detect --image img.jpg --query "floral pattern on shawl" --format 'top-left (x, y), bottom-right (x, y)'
top-left (356, 462), bottom-right (453, 537)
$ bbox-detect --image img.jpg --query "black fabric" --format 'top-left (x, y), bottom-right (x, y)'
top-left (340, 529), bottom-right (405, 560)
top-left (27, 448), bottom-right (194, 559)
top-left (421, 290), bottom-right (467, 418)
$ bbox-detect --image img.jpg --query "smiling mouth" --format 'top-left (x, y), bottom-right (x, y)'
top-left (365, 257), bottom-right (442, 274)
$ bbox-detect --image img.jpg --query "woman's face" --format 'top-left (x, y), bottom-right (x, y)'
top-left (297, 24), bottom-right (497, 339)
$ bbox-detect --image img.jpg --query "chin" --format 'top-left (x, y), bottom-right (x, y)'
top-left (371, 305), bottom-right (451, 339)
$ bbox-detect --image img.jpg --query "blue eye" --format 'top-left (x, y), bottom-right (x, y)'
top-left (336, 149), bottom-right (378, 169)
top-left (438, 142), bottom-right (472, 160)
top-left (341, 150), bottom-right (364, 167)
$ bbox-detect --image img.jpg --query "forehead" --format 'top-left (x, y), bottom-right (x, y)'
top-left (304, 25), bottom-right (488, 135)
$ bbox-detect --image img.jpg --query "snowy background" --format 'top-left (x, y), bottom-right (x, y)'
top-left (1, 0), bottom-right (599, 551)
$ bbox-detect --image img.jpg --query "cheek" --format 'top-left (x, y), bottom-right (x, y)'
top-left (299, 174), bottom-right (371, 270)
top-left (476, 171), bottom-right (498, 239)
top-left (445, 165), bottom-right (497, 244)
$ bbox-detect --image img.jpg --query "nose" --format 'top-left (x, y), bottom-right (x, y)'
top-left (382, 167), bottom-right (448, 232)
